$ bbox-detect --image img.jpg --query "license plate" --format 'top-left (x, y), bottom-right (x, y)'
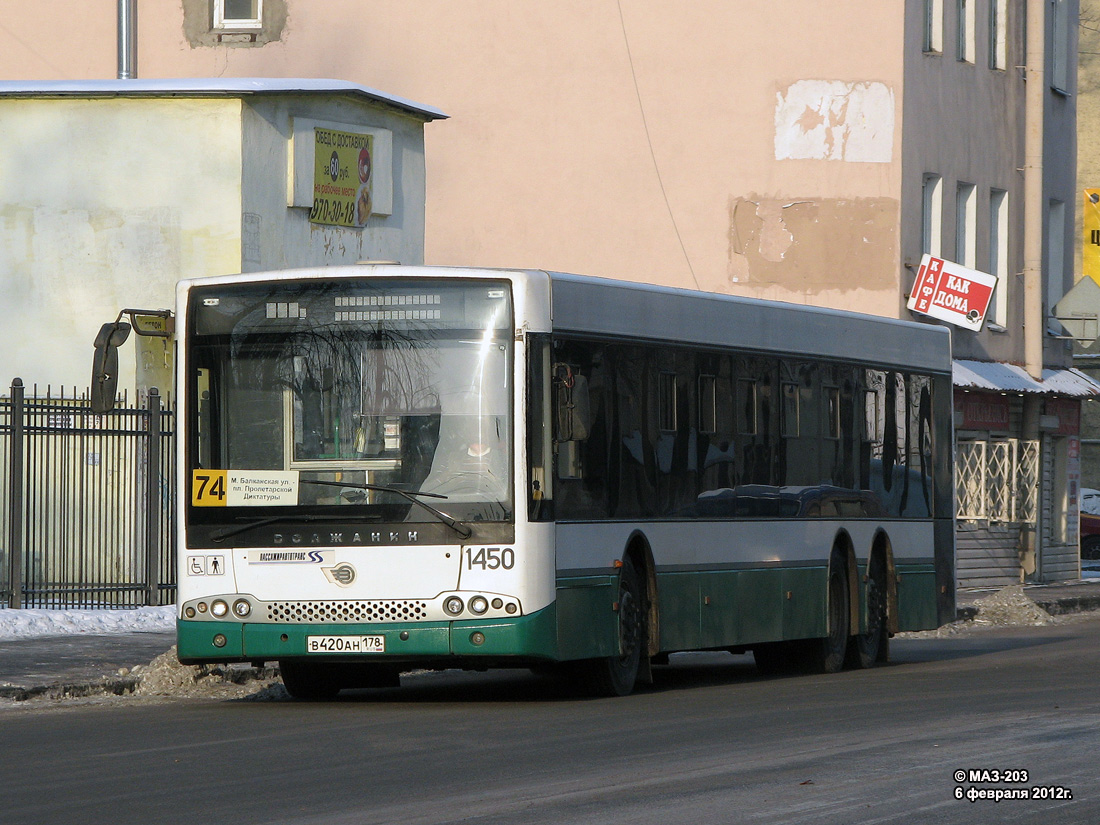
top-left (305, 635), bottom-right (385, 654)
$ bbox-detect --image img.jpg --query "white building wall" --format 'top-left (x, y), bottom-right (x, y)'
top-left (0, 98), bottom-right (242, 391)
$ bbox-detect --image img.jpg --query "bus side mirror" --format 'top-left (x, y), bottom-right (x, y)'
top-left (553, 365), bottom-right (591, 442)
top-left (90, 322), bottom-right (131, 414)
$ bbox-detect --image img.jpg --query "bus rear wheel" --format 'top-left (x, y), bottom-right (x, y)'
top-left (806, 554), bottom-right (849, 674)
top-left (580, 556), bottom-right (645, 697)
top-left (279, 660), bottom-right (340, 701)
top-left (848, 554), bottom-right (888, 668)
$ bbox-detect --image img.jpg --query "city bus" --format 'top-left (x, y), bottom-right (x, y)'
top-left (165, 264), bottom-right (954, 698)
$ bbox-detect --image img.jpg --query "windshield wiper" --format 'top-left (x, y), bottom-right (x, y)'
top-left (209, 513), bottom-right (358, 543)
top-left (299, 479), bottom-right (473, 540)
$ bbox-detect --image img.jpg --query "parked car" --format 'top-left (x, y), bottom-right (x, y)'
top-left (1081, 511), bottom-right (1100, 560)
top-left (1082, 488), bottom-right (1100, 516)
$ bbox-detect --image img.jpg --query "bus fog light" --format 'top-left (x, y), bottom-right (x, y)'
top-left (491, 598), bottom-right (503, 609)
top-left (505, 603), bottom-right (517, 614)
top-left (184, 607), bottom-right (196, 619)
top-left (444, 596), bottom-right (464, 616)
top-left (469, 596), bottom-right (488, 615)
top-left (211, 599), bottom-right (229, 618)
top-left (470, 632), bottom-right (486, 646)
top-left (197, 602), bottom-right (208, 614)
top-left (232, 599), bottom-right (252, 618)
top-left (212, 634), bottom-right (227, 648)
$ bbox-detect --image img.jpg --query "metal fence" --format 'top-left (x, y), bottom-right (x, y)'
top-left (0, 380), bottom-right (176, 608)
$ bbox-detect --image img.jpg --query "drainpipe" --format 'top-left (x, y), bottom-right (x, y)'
top-left (117, 0), bottom-right (137, 80)
top-left (1022, 0), bottom-right (1046, 580)
top-left (1022, 0), bottom-right (1045, 379)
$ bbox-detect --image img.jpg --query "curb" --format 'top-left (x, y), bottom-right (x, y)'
top-left (0, 675), bottom-right (140, 703)
top-left (1032, 594), bottom-right (1100, 616)
top-left (955, 591), bottom-right (1100, 622)
top-left (0, 663), bottom-right (277, 703)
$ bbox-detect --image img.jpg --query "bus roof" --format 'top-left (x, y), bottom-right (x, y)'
top-left (546, 271), bottom-right (952, 374)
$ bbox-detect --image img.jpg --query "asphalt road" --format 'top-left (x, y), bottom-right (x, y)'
top-left (4, 617), bottom-right (1100, 825)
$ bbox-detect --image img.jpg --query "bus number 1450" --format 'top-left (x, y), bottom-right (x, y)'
top-left (466, 547), bottom-right (515, 570)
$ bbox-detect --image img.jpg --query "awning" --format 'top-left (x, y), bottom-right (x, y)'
top-left (953, 359), bottom-right (1100, 398)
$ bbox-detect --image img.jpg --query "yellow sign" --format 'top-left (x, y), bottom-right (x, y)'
top-left (192, 470), bottom-right (300, 507)
top-left (310, 128), bottom-right (373, 228)
top-left (192, 470), bottom-right (227, 507)
top-left (1085, 189), bottom-right (1100, 282)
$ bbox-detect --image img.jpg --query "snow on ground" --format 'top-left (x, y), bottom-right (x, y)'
top-left (0, 605), bottom-right (175, 640)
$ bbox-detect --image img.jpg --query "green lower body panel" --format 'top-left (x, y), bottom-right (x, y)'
top-left (177, 604), bottom-right (559, 665)
top-left (895, 565), bottom-right (939, 631)
top-left (555, 575), bottom-right (618, 660)
top-left (554, 562), bottom-right (942, 658)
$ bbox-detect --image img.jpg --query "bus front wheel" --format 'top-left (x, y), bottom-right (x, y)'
top-left (580, 556), bottom-right (645, 697)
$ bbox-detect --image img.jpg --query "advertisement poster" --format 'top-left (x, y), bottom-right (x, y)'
top-left (1085, 189), bottom-right (1100, 283)
top-left (310, 128), bottom-right (373, 228)
top-left (907, 254), bottom-right (997, 331)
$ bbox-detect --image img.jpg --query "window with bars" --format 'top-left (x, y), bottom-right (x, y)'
top-left (956, 439), bottom-right (1039, 522)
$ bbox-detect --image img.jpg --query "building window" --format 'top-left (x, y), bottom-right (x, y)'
top-left (781, 382), bottom-right (800, 438)
top-left (1051, 0), bottom-right (1071, 92)
top-left (658, 372), bottom-right (677, 432)
top-left (956, 182), bottom-right (977, 268)
top-left (957, 0), bottom-right (975, 62)
top-left (214, 0), bottom-right (262, 29)
top-left (825, 387), bottom-right (841, 440)
top-left (737, 379), bottom-right (758, 435)
top-left (1048, 199), bottom-right (1067, 319)
top-left (922, 174), bottom-right (943, 257)
top-left (989, 0), bottom-right (1007, 69)
top-left (956, 439), bottom-right (1039, 523)
top-left (924, 0), bottom-right (944, 52)
top-left (698, 375), bottom-right (717, 434)
top-left (988, 189), bottom-right (1009, 327)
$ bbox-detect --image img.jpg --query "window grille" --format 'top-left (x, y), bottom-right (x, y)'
top-left (956, 438), bottom-right (1039, 523)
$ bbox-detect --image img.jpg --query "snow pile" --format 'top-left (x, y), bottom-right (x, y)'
top-left (134, 646), bottom-right (280, 700)
top-left (897, 584), bottom-right (1058, 638)
top-left (0, 605), bottom-right (175, 640)
top-left (971, 585), bottom-right (1054, 627)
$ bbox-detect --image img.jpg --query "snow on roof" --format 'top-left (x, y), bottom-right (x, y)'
top-left (954, 359), bottom-right (1100, 397)
top-left (0, 77), bottom-right (447, 121)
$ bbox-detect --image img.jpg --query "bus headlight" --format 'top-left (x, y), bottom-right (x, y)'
top-left (469, 596), bottom-right (489, 615)
top-left (211, 599), bottom-right (229, 618)
top-left (443, 596), bottom-right (464, 616)
top-left (232, 599), bottom-right (252, 618)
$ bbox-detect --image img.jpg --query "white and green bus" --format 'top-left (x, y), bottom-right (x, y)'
top-left (166, 265), bottom-right (953, 698)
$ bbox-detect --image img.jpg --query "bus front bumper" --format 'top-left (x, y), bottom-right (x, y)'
top-left (176, 604), bottom-right (558, 665)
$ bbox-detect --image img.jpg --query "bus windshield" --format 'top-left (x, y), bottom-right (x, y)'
top-left (187, 278), bottom-right (514, 526)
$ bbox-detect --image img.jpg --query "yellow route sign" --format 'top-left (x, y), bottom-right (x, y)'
top-left (192, 470), bottom-right (227, 507)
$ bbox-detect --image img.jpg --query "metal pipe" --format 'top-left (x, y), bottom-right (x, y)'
top-left (117, 0), bottom-right (136, 80)
top-left (8, 379), bottom-right (24, 608)
top-left (1022, 0), bottom-right (1045, 379)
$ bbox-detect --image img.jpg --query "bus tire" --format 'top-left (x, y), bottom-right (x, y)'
top-left (806, 553), bottom-right (849, 674)
top-left (580, 556), bottom-right (644, 696)
top-left (848, 554), bottom-right (889, 668)
top-left (279, 660), bottom-right (341, 701)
